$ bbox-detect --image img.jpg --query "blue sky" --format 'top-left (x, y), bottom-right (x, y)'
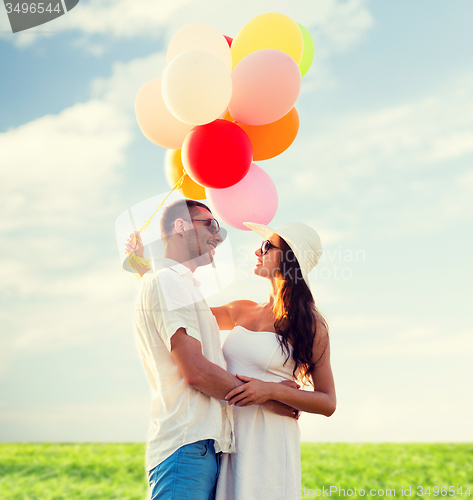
top-left (1, 0), bottom-right (472, 442)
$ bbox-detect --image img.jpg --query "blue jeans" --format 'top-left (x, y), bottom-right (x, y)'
top-left (148, 439), bottom-right (220, 500)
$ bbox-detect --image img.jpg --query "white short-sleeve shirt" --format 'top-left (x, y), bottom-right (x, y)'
top-left (134, 257), bottom-right (235, 471)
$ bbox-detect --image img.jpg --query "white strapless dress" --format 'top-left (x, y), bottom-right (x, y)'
top-left (215, 326), bottom-right (301, 500)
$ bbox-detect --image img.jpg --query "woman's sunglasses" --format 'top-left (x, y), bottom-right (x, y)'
top-left (261, 240), bottom-right (279, 255)
top-left (191, 218), bottom-right (221, 235)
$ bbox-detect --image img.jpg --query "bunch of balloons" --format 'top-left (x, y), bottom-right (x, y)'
top-left (135, 13), bottom-right (315, 231)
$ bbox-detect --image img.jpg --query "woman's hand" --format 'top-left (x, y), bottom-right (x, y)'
top-left (279, 379), bottom-right (300, 390)
top-left (225, 374), bottom-right (274, 406)
top-left (125, 231), bottom-right (144, 257)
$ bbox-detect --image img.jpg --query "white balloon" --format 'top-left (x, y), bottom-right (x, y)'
top-left (162, 50), bottom-right (232, 126)
top-left (167, 23), bottom-right (232, 72)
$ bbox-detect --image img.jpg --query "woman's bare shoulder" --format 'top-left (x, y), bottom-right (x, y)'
top-left (230, 299), bottom-right (258, 307)
top-left (211, 300), bottom-right (258, 325)
top-left (225, 300), bottom-right (258, 321)
top-left (227, 299), bottom-right (258, 312)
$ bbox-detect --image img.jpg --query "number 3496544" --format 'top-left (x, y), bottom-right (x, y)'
top-left (5, 3), bottom-right (62, 14)
top-left (417, 486), bottom-right (471, 497)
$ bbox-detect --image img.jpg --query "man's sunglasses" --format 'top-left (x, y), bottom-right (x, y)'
top-left (191, 218), bottom-right (221, 235)
top-left (261, 240), bottom-right (279, 255)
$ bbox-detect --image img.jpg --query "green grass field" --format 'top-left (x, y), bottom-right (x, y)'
top-left (0, 443), bottom-right (471, 499)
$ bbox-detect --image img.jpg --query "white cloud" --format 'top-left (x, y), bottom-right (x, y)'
top-left (330, 314), bottom-right (403, 331)
top-left (328, 314), bottom-right (473, 358)
top-left (300, 390), bottom-right (473, 442)
top-left (8, 0), bottom-right (191, 46)
top-left (0, 398), bottom-right (150, 441)
top-left (0, 295), bottom-right (133, 374)
top-left (292, 75), bottom-right (473, 198)
top-left (162, 0), bottom-right (373, 55)
top-left (348, 331), bottom-right (473, 358)
top-left (316, 0), bottom-right (373, 51)
top-left (91, 52), bottom-right (167, 111)
top-left (300, 313), bottom-right (473, 442)
top-left (0, 99), bottom-right (132, 228)
top-left (64, 0), bottom-right (191, 37)
top-left (0, 258), bottom-right (133, 301)
top-left (8, 0), bottom-right (373, 62)
top-left (0, 96), bottom-right (134, 285)
top-left (441, 169), bottom-right (473, 220)
top-left (371, 166), bottom-right (473, 238)
top-left (0, 89), bottom-right (136, 370)
top-left (396, 326), bottom-right (436, 340)
top-left (273, 72), bottom-right (473, 240)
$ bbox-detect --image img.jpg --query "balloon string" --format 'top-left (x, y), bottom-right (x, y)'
top-left (138, 171), bottom-right (187, 233)
top-left (123, 172), bottom-right (187, 278)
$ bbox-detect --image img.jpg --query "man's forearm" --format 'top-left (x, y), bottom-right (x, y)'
top-left (171, 330), bottom-right (297, 416)
top-left (187, 358), bottom-right (244, 400)
top-left (190, 362), bottom-right (297, 417)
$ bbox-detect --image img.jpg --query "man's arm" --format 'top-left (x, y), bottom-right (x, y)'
top-left (170, 329), bottom-right (298, 418)
top-left (170, 328), bottom-right (243, 399)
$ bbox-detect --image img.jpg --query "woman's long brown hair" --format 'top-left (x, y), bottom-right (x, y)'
top-left (273, 238), bottom-right (328, 386)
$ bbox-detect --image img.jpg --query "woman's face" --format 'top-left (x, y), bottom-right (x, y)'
top-left (254, 234), bottom-right (282, 280)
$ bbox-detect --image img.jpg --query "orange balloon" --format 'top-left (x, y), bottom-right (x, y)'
top-left (165, 149), bottom-right (206, 200)
top-left (224, 108), bottom-right (299, 161)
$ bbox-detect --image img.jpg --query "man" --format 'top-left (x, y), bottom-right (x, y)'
top-left (127, 199), bottom-right (296, 500)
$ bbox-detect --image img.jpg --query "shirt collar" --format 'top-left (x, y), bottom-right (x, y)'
top-left (153, 257), bottom-right (201, 287)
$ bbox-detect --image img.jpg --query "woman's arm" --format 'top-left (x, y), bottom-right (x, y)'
top-left (210, 304), bottom-right (235, 331)
top-left (225, 321), bottom-right (336, 417)
top-left (210, 300), bottom-right (256, 331)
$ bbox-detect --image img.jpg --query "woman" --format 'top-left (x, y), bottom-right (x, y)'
top-left (211, 221), bottom-right (336, 500)
top-left (125, 219), bottom-right (336, 500)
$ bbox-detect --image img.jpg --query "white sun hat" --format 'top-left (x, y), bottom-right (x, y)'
top-left (243, 221), bottom-right (323, 288)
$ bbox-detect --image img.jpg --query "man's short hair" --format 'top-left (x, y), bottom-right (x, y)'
top-left (160, 199), bottom-right (211, 238)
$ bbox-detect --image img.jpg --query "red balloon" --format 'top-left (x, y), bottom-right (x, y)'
top-left (182, 119), bottom-right (253, 189)
top-left (224, 35), bottom-right (233, 47)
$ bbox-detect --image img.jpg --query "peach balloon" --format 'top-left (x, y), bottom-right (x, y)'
top-left (207, 163), bottom-right (278, 231)
top-left (165, 149), bottom-right (206, 200)
top-left (167, 23), bottom-right (232, 72)
top-left (135, 78), bottom-right (193, 149)
top-left (224, 108), bottom-right (299, 161)
top-left (229, 49), bottom-right (301, 125)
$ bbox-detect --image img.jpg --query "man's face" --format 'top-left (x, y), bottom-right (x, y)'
top-left (185, 207), bottom-right (223, 266)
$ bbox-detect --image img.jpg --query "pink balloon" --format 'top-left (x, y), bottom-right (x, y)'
top-left (229, 49), bottom-right (301, 126)
top-left (207, 163), bottom-right (278, 230)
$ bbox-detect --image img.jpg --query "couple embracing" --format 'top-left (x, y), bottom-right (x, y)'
top-left (126, 199), bottom-right (336, 500)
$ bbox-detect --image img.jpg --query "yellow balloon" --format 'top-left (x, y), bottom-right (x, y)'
top-left (231, 13), bottom-right (304, 68)
top-left (165, 149), bottom-right (206, 200)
